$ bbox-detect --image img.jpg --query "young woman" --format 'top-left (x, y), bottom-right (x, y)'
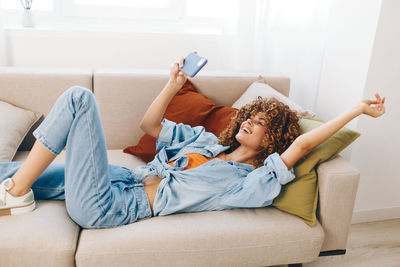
top-left (0, 56), bottom-right (386, 228)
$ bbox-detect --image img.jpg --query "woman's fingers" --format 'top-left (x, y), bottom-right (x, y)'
top-left (364, 99), bottom-right (378, 105)
top-left (375, 93), bottom-right (386, 113)
top-left (375, 93), bottom-right (386, 105)
top-left (171, 52), bottom-right (198, 79)
top-left (171, 61), bottom-right (179, 69)
top-left (170, 61), bottom-right (180, 79)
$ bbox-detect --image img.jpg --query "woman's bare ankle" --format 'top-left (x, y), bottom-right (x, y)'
top-left (8, 179), bottom-right (30, 197)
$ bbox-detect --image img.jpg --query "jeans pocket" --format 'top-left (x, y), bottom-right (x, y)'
top-left (105, 185), bottom-right (128, 216)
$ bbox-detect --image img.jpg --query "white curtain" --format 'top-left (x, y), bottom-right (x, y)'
top-left (0, 13), bottom-right (6, 66)
top-left (218, 0), bottom-right (332, 112)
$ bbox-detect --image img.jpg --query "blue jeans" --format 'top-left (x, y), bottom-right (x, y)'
top-left (0, 86), bottom-right (152, 228)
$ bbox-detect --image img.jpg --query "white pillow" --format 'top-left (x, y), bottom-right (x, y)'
top-left (0, 100), bottom-right (42, 162)
top-left (232, 80), bottom-right (316, 118)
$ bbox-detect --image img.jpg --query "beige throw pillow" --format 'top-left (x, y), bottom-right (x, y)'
top-left (0, 100), bottom-right (42, 162)
top-left (232, 79), bottom-right (316, 118)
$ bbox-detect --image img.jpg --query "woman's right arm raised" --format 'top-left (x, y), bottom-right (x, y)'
top-left (280, 93), bottom-right (386, 170)
top-left (139, 57), bottom-right (188, 139)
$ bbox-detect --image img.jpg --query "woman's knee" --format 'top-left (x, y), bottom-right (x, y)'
top-left (65, 86), bottom-right (94, 104)
top-left (59, 86), bottom-right (96, 114)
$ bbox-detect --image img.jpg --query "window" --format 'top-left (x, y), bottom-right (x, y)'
top-left (0, 0), bottom-right (240, 34)
top-left (0, 0), bottom-right (53, 10)
top-left (74, 0), bottom-right (168, 8)
top-left (62, 0), bottom-right (183, 20)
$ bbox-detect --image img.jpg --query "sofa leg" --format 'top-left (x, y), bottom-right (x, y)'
top-left (286, 250), bottom-right (345, 267)
top-left (319, 249), bottom-right (346, 256)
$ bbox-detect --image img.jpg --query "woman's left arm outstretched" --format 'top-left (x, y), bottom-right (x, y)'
top-left (280, 93), bottom-right (386, 170)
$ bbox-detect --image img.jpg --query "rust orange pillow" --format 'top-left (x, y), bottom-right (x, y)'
top-left (123, 80), bottom-right (238, 162)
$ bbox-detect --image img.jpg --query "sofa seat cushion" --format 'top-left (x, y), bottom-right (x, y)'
top-left (4, 150), bottom-right (145, 267)
top-left (0, 200), bottom-right (79, 267)
top-left (75, 208), bottom-right (324, 267)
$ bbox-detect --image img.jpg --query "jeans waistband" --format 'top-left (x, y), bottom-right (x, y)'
top-left (130, 182), bottom-right (153, 222)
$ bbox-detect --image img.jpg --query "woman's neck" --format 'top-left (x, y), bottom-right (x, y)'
top-left (217, 146), bottom-right (258, 165)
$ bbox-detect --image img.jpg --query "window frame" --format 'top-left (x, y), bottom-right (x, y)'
top-left (0, 0), bottom-right (229, 34)
top-left (61, 0), bottom-right (185, 21)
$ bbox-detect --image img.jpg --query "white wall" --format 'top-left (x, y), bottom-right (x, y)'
top-left (350, 0), bottom-right (400, 223)
top-left (6, 29), bottom-right (222, 70)
top-left (0, 15), bottom-right (6, 66)
top-left (316, 0), bottom-right (400, 223)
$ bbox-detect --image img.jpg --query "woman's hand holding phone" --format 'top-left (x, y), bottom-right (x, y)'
top-left (169, 56), bottom-right (187, 89)
top-left (140, 51), bottom-right (197, 139)
top-left (169, 51), bottom-right (199, 90)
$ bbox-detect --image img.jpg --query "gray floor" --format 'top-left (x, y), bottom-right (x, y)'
top-left (273, 218), bottom-right (400, 267)
top-left (306, 218), bottom-right (400, 267)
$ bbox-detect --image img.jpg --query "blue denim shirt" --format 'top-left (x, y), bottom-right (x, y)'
top-left (132, 119), bottom-right (296, 217)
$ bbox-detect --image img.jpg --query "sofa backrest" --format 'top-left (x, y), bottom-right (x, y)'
top-left (0, 67), bottom-right (93, 114)
top-left (0, 67), bottom-right (93, 150)
top-left (0, 67), bottom-right (290, 150)
top-left (93, 70), bottom-right (290, 149)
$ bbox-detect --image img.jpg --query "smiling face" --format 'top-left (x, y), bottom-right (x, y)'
top-left (218, 97), bottom-right (301, 168)
top-left (235, 112), bottom-right (269, 151)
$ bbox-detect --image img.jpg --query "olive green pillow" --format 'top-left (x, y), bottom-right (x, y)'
top-left (272, 117), bottom-right (361, 226)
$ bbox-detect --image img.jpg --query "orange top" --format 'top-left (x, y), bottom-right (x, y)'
top-left (144, 153), bottom-right (213, 215)
top-left (168, 153), bottom-right (212, 170)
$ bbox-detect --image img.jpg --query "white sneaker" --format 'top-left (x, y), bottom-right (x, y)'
top-left (0, 178), bottom-right (36, 216)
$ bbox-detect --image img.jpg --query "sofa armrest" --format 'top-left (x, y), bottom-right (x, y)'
top-left (316, 155), bottom-right (360, 252)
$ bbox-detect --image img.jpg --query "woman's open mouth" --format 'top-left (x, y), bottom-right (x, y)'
top-left (242, 127), bottom-right (251, 134)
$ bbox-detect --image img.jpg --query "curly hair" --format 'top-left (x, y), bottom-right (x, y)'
top-left (218, 97), bottom-right (301, 168)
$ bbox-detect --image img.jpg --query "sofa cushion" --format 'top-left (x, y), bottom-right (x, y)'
top-left (0, 200), bottom-right (79, 267)
top-left (123, 80), bottom-right (237, 162)
top-left (232, 78), bottom-right (316, 118)
top-left (75, 208), bottom-right (324, 267)
top-left (0, 100), bottom-right (41, 162)
top-left (272, 117), bottom-right (361, 226)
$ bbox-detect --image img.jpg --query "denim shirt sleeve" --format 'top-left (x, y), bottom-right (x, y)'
top-left (219, 152), bottom-right (296, 209)
top-left (264, 152), bottom-right (296, 185)
top-left (155, 118), bottom-right (207, 152)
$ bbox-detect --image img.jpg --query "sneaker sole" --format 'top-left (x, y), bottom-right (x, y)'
top-left (0, 201), bottom-right (36, 216)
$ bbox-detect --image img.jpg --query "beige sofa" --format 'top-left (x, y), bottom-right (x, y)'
top-left (0, 68), bottom-right (360, 267)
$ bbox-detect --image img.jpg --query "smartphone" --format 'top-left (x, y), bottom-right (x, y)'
top-left (179, 53), bottom-right (208, 77)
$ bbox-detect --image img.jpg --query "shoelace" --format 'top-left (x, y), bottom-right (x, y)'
top-left (0, 178), bottom-right (13, 205)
